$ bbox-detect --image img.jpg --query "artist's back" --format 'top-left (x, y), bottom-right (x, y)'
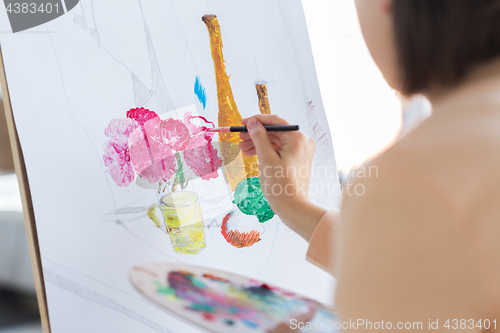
top-left (335, 61), bottom-right (500, 332)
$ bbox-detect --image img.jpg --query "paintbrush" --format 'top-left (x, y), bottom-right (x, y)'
top-left (207, 125), bottom-right (299, 133)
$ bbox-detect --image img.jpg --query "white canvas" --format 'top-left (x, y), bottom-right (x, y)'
top-left (0, 1), bottom-right (341, 332)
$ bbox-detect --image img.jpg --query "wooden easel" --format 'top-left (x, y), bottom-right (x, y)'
top-left (0, 47), bottom-right (51, 332)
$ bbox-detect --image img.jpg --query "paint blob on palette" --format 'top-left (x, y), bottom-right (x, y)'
top-left (130, 263), bottom-right (339, 333)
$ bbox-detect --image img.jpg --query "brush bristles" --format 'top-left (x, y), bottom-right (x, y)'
top-left (207, 127), bottom-right (231, 132)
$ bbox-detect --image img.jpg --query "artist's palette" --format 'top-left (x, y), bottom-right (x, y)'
top-left (130, 263), bottom-right (338, 333)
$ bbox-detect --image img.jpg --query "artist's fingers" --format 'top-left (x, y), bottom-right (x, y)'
top-left (240, 131), bottom-right (281, 143)
top-left (241, 117), bottom-right (291, 152)
top-left (246, 117), bottom-right (280, 163)
top-left (240, 143), bottom-right (280, 157)
top-left (268, 133), bottom-right (282, 147)
top-left (239, 139), bottom-right (256, 151)
top-left (239, 134), bottom-right (281, 158)
top-left (242, 114), bottom-right (291, 126)
top-left (276, 132), bottom-right (315, 157)
top-left (242, 128), bottom-right (310, 158)
top-left (239, 134), bottom-right (280, 150)
top-left (239, 132), bottom-right (251, 141)
top-left (241, 147), bottom-right (257, 156)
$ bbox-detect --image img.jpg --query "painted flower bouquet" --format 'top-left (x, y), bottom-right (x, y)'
top-left (103, 107), bottom-right (223, 192)
top-left (103, 107), bottom-right (274, 251)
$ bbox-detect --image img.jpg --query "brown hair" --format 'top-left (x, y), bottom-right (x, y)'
top-left (392, 0), bottom-right (500, 95)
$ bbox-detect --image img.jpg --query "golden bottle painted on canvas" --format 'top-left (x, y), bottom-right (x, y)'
top-left (202, 15), bottom-right (259, 191)
top-left (255, 81), bottom-right (271, 115)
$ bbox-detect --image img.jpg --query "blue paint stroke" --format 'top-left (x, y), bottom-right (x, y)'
top-left (194, 75), bottom-right (207, 109)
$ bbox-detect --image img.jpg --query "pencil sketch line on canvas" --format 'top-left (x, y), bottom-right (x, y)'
top-left (44, 269), bottom-right (174, 333)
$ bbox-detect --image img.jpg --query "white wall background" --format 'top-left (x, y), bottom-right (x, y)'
top-left (303, 0), bottom-right (402, 172)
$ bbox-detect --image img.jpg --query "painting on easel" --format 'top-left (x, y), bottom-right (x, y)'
top-left (0, 1), bottom-right (340, 332)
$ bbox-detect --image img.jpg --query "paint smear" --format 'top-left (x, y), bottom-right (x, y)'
top-left (202, 274), bottom-right (230, 283)
top-left (221, 212), bottom-right (261, 248)
top-left (194, 75), bottom-right (207, 109)
top-left (154, 270), bottom-right (319, 330)
top-left (255, 81), bottom-right (271, 115)
top-left (233, 177), bottom-right (274, 223)
top-left (202, 14), bottom-right (259, 191)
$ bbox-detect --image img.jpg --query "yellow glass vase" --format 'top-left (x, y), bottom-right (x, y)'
top-left (148, 192), bottom-right (205, 254)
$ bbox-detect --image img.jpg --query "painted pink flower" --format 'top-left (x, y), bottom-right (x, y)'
top-left (126, 107), bottom-right (159, 127)
top-left (158, 118), bottom-right (191, 151)
top-left (138, 158), bottom-right (177, 184)
top-left (184, 141), bottom-right (223, 180)
top-left (103, 118), bottom-right (137, 186)
top-left (183, 113), bottom-right (214, 149)
top-left (104, 108), bottom-right (224, 187)
top-left (182, 112), bottom-right (223, 180)
top-left (104, 117), bottom-right (137, 142)
top-left (129, 118), bottom-right (177, 183)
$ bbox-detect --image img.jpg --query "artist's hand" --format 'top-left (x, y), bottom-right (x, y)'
top-left (240, 115), bottom-right (327, 242)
